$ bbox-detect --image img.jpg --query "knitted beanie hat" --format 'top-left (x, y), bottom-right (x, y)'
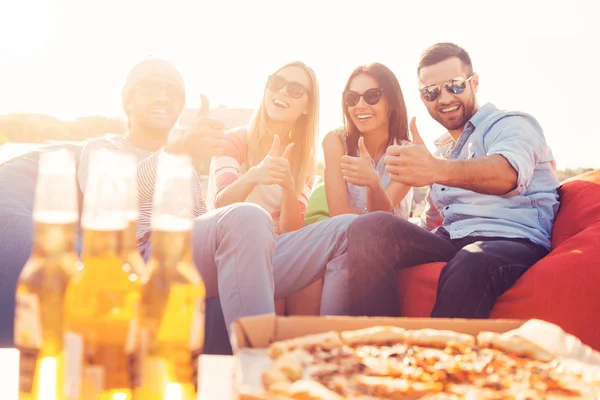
top-left (121, 57), bottom-right (185, 110)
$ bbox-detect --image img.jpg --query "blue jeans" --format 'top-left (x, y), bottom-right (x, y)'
top-left (190, 204), bottom-right (357, 329)
top-left (346, 212), bottom-right (549, 318)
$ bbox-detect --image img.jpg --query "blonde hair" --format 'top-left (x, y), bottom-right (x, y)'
top-left (246, 61), bottom-right (320, 194)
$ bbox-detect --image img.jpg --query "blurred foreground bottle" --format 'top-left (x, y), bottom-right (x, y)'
top-left (135, 152), bottom-right (205, 400)
top-left (64, 149), bottom-right (140, 400)
top-left (116, 153), bottom-right (145, 277)
top-left (15, 149), bottom-right (82, 400)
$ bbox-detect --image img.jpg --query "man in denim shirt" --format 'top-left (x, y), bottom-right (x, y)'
top-left (346, 43), bottom-right (560, 318)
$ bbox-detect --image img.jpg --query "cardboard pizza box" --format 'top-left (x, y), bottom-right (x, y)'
top-left (230, 315), bottom-right (600, 399)
top-left (230, 316), bottom-right (524, 399)
top-left (231, 315), bottom-right (525, 350)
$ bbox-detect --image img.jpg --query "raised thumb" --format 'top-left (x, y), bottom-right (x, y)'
top-left (358, 136), bottom-right (370, 158)
top-left (282, 142), bottom-right (295, 160)
top-left (409, 117), bottom-right (425, 145)
top-left (268, 135), bottom-right (281, 157)
top-left (198, 94), bottom-right (210, 117)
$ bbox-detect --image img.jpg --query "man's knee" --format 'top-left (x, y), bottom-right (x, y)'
top-left (348, 211), bottom-right (412, 243)
top-left (443, 246), bottom-right (501, 282)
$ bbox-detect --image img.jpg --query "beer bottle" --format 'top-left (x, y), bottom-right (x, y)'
top-left (116, 153), bottom-right (145, 277)
top-left (135, 152), bottom-right (205, 400)
top-left (64, 149), bottom-right (140, 400)
top-left (15, 148), bottom-right (82, 400)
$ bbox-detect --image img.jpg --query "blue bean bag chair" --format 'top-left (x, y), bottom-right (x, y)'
top-left (0, 143), bottom-right (231, 354)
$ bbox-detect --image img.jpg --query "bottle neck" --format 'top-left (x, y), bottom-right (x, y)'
top-left (31, 221), bottom-right (78, 259)
top-left (120, 220), bottom-right (138, 254)
top-left (82, 228), bottom-right (123, 258)
top-left (148, 229), bottom-right (192, 268)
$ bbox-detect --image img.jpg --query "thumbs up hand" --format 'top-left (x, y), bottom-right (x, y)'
top-left (340, 136), bottom-right (380, 188)
top-left (166, 94), bottom-right (226, 158)
top-left (384, 117), bottom-right (442, 187)
top-left (409, 116), bottom-right (425, 145)
top-left (251, 135), bottom-right (296, 191)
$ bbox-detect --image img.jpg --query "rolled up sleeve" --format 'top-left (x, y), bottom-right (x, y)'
top-left (485, 117), bottom-right (546, 197)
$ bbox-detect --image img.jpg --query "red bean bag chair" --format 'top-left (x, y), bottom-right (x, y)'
top-left (398, 169), bottom-right (600, 350)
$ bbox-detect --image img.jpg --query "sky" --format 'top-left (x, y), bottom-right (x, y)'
top-left (0, 0), bottom-right (598, 169)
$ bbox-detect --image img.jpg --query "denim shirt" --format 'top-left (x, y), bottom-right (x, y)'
top-left (338, 130), bottom-right (413, 220)
top-left (419, 103), bottom-right (560, 249)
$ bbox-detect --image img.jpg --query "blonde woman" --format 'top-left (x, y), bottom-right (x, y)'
top-left (210, 61), bottom-right (319, 234)
top-left (205, 61), bottom-right (356, 316)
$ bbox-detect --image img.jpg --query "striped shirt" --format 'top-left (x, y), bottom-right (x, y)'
top-left (210, 127), bottom-right (312, 235)
top-left (77, 135), bottom-right (207, 243)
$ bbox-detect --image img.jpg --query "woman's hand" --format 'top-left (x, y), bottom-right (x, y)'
top-left (249, 135), bottom-right (295, 191)
top-left (340, 136), bottom-right (379, 188)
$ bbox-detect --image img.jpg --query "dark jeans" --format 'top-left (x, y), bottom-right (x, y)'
top-left (347, 212), bottom-right (549, 318)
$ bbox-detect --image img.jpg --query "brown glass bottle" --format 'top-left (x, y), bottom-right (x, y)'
top-left (63, 149), bottom-right (140, 400)
top-left (134, 153), bottom-right (205, 400)
top-left (15, 149), bottom-right (82, 400)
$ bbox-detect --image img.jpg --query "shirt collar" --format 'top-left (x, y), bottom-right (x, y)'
top-left (433, 102), bottom-right (497, 157)
top-left (468, 102), bottom-right (496, 128)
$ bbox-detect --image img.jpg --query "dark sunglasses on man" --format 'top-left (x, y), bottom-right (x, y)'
top-left (419, 74), bottom-right (474, 102)
top-left (267, 75), bottom-right (308, 99)
top-left (134, 80), bottom-right (184, 100)
top-left (343, 88), bottom-right (384, 107)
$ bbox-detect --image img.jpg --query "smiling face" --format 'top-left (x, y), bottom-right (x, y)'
top-left (346, 73), bottom-right (389, 136)
top-left (264, 65), bottom-right (311, 125)
top-left (126, 75), bottom-right (185, 139)
top-left (419, 57), bottom-right (479, 132)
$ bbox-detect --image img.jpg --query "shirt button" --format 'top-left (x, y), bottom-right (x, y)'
top-left (441, 187), bottom-right (446, 192)
top-left (445, 206), bottom-right (449, 210)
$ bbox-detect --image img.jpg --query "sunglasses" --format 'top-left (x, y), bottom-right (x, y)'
top-left (267, 75), bottom-right (308, 99)
top-left (343, 88), bottom-right (384, 107)
top-left (419, 75), bottom-right (473, 102)
top-left (134, 80), bottom-right (184, 100)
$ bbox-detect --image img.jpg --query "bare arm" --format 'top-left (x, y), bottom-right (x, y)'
top-left (322, 132), bottom-right (360, 216)
top-left (278, 186), bottom-right (303, 233)
top-left (367, 180), bottom-right (412, 213)
top-left (386, 146), bottom-right (518, 197)
top-left (214, 168), bottom-right (259, 208)
top-left (212, 131), bottom-right (259, 209)
top-left (391, 117), bottom-right (543, 197)
top-left (436, 154), bottom-right (518, 195)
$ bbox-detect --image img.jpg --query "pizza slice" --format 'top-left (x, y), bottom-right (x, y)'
top-left (268, 379), bottom-right (346, 400)
top-left (340, 326), bottom-right (407, 346)
top-left (354, 375), bottom-right (444, 398)
top-left (405, 328), bottom-right (476, 349)
top-left (476, 331), bottom-right (554, 362)
top-left (268, 331), bottom-right (343, 359)
top-left (263, 349), bottom-right (312, 389)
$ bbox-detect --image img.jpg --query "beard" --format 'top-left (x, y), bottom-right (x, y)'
top-left (430, 94), bottom-right (477, 131)
top-left (139, 117), bottom-right (174, 138)
top-left (132, 106), bottom-right (178, 139)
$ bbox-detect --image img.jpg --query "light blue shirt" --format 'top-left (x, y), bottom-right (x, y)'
top-left (338, 130), bottom-right (413, 220)
top-left (420, 103), bottom-right (560, 249)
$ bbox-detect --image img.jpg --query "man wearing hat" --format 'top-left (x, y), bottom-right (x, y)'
top-left (76, 58), bottom-right (280, 349)
top-left (78, 56), bottom-right (226, 247)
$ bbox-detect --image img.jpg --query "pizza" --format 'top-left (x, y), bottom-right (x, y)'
top-left (260, 326), bottom-right (600, 399)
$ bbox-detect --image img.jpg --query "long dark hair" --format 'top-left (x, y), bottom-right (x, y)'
top-left (342, 63), bottom-right (409, 156)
